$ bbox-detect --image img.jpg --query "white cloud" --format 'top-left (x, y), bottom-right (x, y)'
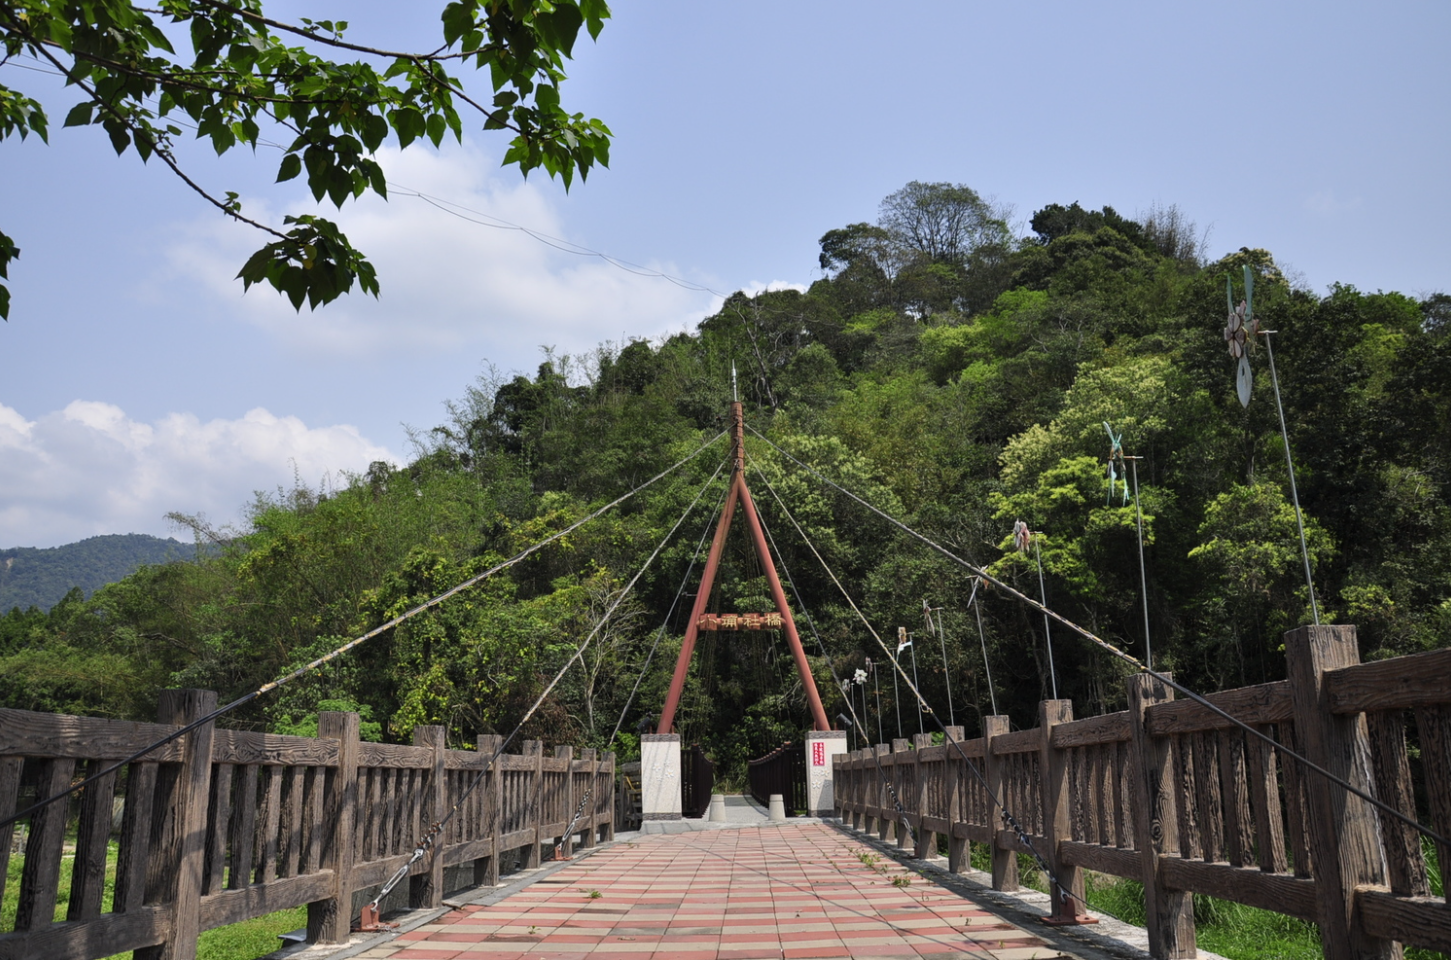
top-left (0, 401), bottom-right (398, 548)
top-left (160, 144), bottom-right (719, 364)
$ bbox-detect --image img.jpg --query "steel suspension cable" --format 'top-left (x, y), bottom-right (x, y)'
top-left (751, 465), bottom-right (1071, 901)
top-left (749, 424), bottom-right (1451, 853)
top-left (368, 451), bottom-right (733, 910)
top-left (748, 486), bottom-right (919, 850)
top-left (1, 430), bottom-right (728, 833)
top-left (606, 470), bottom-right (730, 748)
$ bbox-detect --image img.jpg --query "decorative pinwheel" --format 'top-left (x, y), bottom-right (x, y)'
top-left (1013, 519), bottom-right (1032, 553)
top-left (1225, 265), bottom-right (1260, 408)
top-left (1103, 421), bottom-right (1128, 506)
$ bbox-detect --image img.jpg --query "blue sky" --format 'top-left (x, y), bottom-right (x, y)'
top-left (2, 1), bottom-right (1447, 547)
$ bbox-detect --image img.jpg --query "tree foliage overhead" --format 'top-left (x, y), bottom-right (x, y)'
top-left (0, 0), bottom-right (612, 316)
top-left (3, 181), bottom-right (1448, 787)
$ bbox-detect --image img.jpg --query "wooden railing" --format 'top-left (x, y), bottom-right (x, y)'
top-left (0, 691), bottom-right (614, 960)
top-left (834, 625), bottom-right (1451, 960)
top-left (748, 740), bottom-right (805, 814)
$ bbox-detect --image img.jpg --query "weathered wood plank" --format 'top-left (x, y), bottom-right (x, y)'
top-left (1416, 702), bottom-right (1451, 904)
top-left (1216, 729), bottom-right (1254, 868)
top-left (1146, 681), bottom-right (1292, 736)
top-left (1051, 711), bottom-right (1131, 749)
top-left (257, 765), bottom-right (284, 884)
top-left (204, 764), bottom-right (233, 896)
top-left (1357, 889), bottom-right (1451, 953)
top-left (0, 903), bottom-right (168, 960)
top-left (1058, 840), bottom-right (1141, 879)
top-left (0, 757), bottom-right (22, 910)
top-left (1191, 732), bottom-right (1224, 863)
top-left (228, 764), bottom-right (258, 890)
top-left (1276, 721), bottom-right (1313, 878)
top-left (114, 761), bottom-right (157, 912)
top-left (1158, 858), bottom-right (1317, 921)
top-left (357, 742), bottom-right (431, 769)
top-left (990, 729), bottom-right (1040, 756)
top-left (1325, 647), bottom-right (1451, 714)
top-left (68, 764), bottom-right (117, 921)
top-left (0, 709), bottom-right (186, 762)
top-left (14, 758), bottom-right (75, 931)
top-left (1243, 725), bottom-right (1288, 875)
top-left (282, 766), bottom-right (305, 879)
top-left (199, 870), bottom-right (332, 930)
top-left (1365, 711), bottom-right (1428, 896)
top-left (210, 730), bottom-right (336, 767)
top-left (1170, 735), bottom-right (1198, 861)
top-left (444, 835), bottom-right (498, 867)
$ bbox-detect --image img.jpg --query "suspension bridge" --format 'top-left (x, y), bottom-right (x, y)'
top-left (2, 398), bottom-right (1450, 960)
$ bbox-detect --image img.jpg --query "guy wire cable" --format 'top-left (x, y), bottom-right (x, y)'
top-left (0, 429), bottom-right (728, 833)
top-left (752, 463), bottom-right (1072, 907)
top-left (606, 467), bottom-right (730, 748)
top-left (367, 450), bottom-right (732, 913)
top-left (749, 423), bottom-right (1451, 853)
top-left (749, 473), bottom-right (919, 850)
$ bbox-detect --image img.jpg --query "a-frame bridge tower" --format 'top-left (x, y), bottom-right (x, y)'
top-left (641, 401), bottom-right (845, 820)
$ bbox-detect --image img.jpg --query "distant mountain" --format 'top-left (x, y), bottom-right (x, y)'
top-left (0, 534), bottom-right (210, 612)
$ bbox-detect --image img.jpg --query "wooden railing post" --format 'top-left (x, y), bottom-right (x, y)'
top-left (579, 748), bottom-right (598, 849)
top-left (981, 716), bottom-right (1016, 891)
top-left (1284, 625), bottom-right (1396, 960)
top-left (475, 734), bottom-right (503, 887)
top-left (554, 745), bottom-right (574, 857)
top-left (1038, 699), bottom-right (1090, 925)
top-left (874, 743), bottom-right (891, 841)
top-left (524, 741), bottom-right (544, 869)
top-left (892, 739), bottom-right (913, 849)
top-left (409, 726), bottom-right (446, 909)
top-left (1127, 673), bottom-right (1195, 958)
top-left (944, 726), bottom-right (967, 872)
top-left (602, 751), bottom-right (616, 843)
top-left (136, 689), bottom-right (217, 960)
top-left (309, 711), bottom-right (359, 944)
top-left (912, 733), bottom-right (935, 859)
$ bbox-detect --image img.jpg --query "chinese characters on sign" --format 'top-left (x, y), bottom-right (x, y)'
top-left (812, 741), bottom-right (825, 766)
top-left (695, 612), bottom-right (784, 631)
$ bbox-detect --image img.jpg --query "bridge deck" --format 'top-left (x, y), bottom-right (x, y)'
top-left (355, 823), bottom-right (1075, 960)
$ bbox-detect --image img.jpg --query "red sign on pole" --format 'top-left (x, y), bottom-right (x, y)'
top-left (812, 741), bottom-right (825, 766)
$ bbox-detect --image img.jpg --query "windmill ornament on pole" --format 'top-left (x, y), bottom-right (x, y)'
top-left (1221, 264), bottom-right (1320, 625)
top-left (1225, 265), bottom-right (1261, 408)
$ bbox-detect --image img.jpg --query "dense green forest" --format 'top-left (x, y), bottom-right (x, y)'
top-left (3, 182), bottom-right (1447, 782)
top-left (0, 534), bottom-right (208, 612)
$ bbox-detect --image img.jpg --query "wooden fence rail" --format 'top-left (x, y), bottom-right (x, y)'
top-left (0, 691), bottom-right (615, 960)
top-left (834, 625), bottom-right (1451, 959)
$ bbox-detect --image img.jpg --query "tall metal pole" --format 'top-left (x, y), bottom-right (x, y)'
top-left (1262, 331), bottom-right (1320, 626)
top-left (909, 634), bottom-right (924, 735)
top-left (873, 662), bottom-right (884, 745)
top-left (1034, 540), bottom-right (1059, 701)
top-left (928, 601), bottom-right (955, 728)
top-left (1128, 457), bottom-right (1153, 671)
top-left (972, 586), bottom-right (997, 716)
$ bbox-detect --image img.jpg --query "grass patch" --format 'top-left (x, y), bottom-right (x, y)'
top-left (6, 851), bottom-right (311, 960)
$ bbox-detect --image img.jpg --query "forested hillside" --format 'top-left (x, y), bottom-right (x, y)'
top-left (4, 182), bottom-right (1447, 784)
top-left (0, 534), bottom-right (207, 612)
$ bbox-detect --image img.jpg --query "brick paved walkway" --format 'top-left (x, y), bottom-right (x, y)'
top-left (356, 824), bottom-right (1068, 960)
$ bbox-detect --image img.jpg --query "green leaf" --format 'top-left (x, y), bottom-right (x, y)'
top-left (277, 153), bottom-right (302, 183)
top-left (63, 102), bottom-right (95, 128)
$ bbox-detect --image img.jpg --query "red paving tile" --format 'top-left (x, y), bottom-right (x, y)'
top-left (378, 824), bottom-right (1064, 958)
